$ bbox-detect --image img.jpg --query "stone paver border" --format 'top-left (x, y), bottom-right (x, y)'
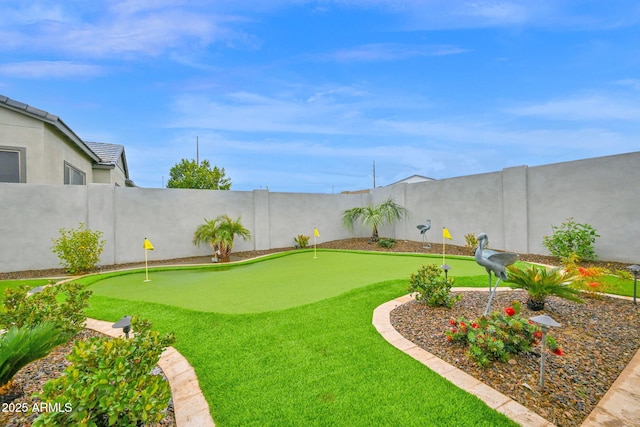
top-left (85, 318), bottom-right (215, 427)
top-left (373, 290), bottom-right (640, 427)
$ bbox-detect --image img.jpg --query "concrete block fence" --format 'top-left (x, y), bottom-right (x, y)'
top-left (1, 151), bottom-right (638, 273)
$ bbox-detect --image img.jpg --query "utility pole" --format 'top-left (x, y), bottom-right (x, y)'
top-left (196, 136), bottom-right (199, 166)
top-left (373, 160), bottom-right (376, 189)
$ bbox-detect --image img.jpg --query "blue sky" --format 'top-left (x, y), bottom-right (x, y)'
top-left (1, 1), bottom-right (639, 193)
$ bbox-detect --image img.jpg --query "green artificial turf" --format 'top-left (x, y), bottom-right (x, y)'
top-left (84, 250), bottom-right (483, 314)
top-left (36, 250), bottom-right (637, 426)
top-left (85, 279), bottom-right (517, 427)
top-left (0, 278), bottom-right (52, 300)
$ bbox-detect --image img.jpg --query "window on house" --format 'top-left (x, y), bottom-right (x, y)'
top-left (0, 146), bottom-right (26, 183)
top-left (64, 162), bottom-right (86, 185)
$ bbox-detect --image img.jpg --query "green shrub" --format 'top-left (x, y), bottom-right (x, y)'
top-left (51, 223), bottom-right (106, 274)
top-left (0, 322), bottom-right (69, 388)
top-left (464, 233), bottom-right (479, 254)
top-left (377, 238), bottom-right (396, 248)
top-left (446, 302), bottom-right (543, 367)
top-left (542, 218), bottom-right (599, 262)
top-left (0, 282), bottom-right (91, 336)
top-left (35, 317), bottom-right (176, 427)
top-left (294, 234), bottom-right (310, 248)
top-left (408, 264), bottom-right (461, 308)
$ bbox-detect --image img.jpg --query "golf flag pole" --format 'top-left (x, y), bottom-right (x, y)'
top-left (143, 238), bottom-right (154, 282)
top-left (313, 227), bottom-right (319, 258)
top-left (442, 227), bottom-right (452, 265)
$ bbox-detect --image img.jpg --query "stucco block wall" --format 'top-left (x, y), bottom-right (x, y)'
top-left (1, 151), bottom-right (639, 273)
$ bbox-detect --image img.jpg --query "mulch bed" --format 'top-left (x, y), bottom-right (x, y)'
top-left (1, 238), bottom-right (637, 426)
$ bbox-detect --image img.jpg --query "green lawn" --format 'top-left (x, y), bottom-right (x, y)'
top-left (83, 250), bottom-right (519, 426)
top-left (5, 250), bottom-right (635, 426)
top-left (0, 278), bottom-right (52, 300)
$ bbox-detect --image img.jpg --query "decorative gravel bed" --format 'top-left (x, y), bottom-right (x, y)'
top-left (391, 290), bottom-right (640, 426)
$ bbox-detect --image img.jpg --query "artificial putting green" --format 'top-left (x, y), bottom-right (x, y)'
top-left (85, 250), bottom-right (483, 313)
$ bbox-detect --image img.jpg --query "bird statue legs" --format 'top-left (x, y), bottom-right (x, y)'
top-left (483, 274), bottom-right (502, 316)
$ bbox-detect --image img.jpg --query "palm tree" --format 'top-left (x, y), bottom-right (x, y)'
top-left (341, 197), bottom-right (406, 242)
top-left (193, 215), bottom-right (251, 262)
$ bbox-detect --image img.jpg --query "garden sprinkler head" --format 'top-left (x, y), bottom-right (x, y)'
top-left (112, 315), bottom-right (132, 338)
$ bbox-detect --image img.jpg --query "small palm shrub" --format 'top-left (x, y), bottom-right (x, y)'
top-left (294, 234), bottom-right (310, 248)
top-left (35, 317), bottom-right (175, 427)
top-left (342, 197), bottom-right (406, 241)
top-left (505, 264), bottom-right (582, 310)
top-left (377, 238), bottom-right (396, 248)
top-left (408, 264), bottom-right (461, 308)
top-left (446, 302), bottom-right (563, 367)
top-left (51, 222), bottom-right (106, 274)
top-left (193, 215), bottom-right (251, 262)
top-left (542, 218), bottom-right (599, 262)
top-left (0, 323), bottom-right (69, 389)
top-left (0, 282), bottom-right (91, 336)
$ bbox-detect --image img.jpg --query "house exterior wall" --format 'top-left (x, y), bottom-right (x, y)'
top-left (92, 168), bottom-right (113, 184)
top-left (0, 107), bottom-right (129, 186)
top-left (1, 151), bottom-right (638, 273)
top-left (0, 107), bottom-right (96, 184)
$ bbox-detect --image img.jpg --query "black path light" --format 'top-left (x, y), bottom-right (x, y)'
top-left (530, 314), bottom-right (562, 388)
top-left (112, 316), bottom-right (132, 338)
top-left (441, 263), bottom-right (451, 280)
top-left (28, 286), bottom-right (45, 295)
top-left (627, 265), bottom-right (640, 305)
top-left (416, 219), bottom-right (431, 248)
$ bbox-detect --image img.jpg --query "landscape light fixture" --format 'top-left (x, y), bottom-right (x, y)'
top-left (530, 314), bottom-right (562, 388)
top-left (112, 315), bottom-right (132, 338)
top-left (441, 264), bottom-right (451, 280)
top-left (627, 265), bottom-right (640, 305)
top-left (28, 286), bottom-right (45, 295)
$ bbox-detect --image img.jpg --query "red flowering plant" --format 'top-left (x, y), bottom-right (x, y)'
top-left (445, 301), bottom-right (541, 367)
top-left (545, 336), bottom-right (565, 356)
top-left (564, 254), bottom-right (612, 298)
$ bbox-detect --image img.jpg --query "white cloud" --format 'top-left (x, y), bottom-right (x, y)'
top-left (0, 61), bottom-right (105, 78)
top-left (506, 94), bottom-right (640, 121)
top-left (312, 43), bottom-right (467, 62)
top-left (0, 1), bottom-right (251, 59)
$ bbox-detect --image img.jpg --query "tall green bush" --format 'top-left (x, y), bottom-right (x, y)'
top-left (0, 282), bottom-right (91, 336)
top-left (35, 317), bottom-right (175, 427)
top-left (408, 264), bottom-right (461, 308)
top-left (542, 218), bottom-right (599, 262)
top-left (51, 223), bottom-right (106, 274)
top-left (0, 322), bottom-right (69, 388)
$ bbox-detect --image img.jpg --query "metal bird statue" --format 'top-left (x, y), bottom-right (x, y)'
top-left (416, 219), bottom-right (432, 248)
top-left (474, 233), bottom-right (518, 315)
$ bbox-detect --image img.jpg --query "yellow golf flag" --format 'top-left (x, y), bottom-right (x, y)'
top-left (313, 228), bottom-right (320, 237)
top-left (443, 227), bottom-right (452, 240)
top-left (143, 238), bottom-right (154, 250)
